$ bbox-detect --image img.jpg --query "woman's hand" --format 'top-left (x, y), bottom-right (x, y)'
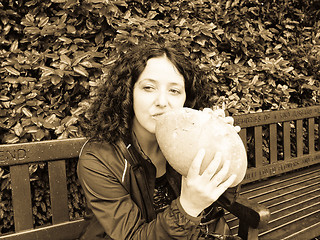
top-left (203, 108), bottom-right (241, 133)
top-left (179, 149), bottom-right (236, 217)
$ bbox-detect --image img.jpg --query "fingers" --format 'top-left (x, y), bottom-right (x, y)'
top-left (201, 152), bottom-right (222, 179)
top-left (234, 125), bottom-right (241, 133)
top-left (211, 159), bottom-right (231, 185)
top-left (224, 116), bottom-right (234, 125)
top-left (211, 109), bottom-right (225, 118)
top-left (204, 108), bottom-right (241, 133)
top-left (219, 115), bottom-right (241, 133)
top-left (219, 174), bottom-right (236, 189)
top-left (212, 174), bottom-right (237, 197)
top-left (188, 149), bottom-right (236, 190)
top-left (187, 148), bottom-right (205, 177)
top-left (208, 160), bottom-right (236, 197)
top-left (203, 108), bottom-right (214, 114)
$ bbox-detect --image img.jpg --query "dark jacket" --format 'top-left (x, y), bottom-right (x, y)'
top-left (77, 138), bottom-right (240, 240)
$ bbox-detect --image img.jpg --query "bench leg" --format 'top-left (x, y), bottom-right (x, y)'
top-left (238, 223), bottom-right (259, 240)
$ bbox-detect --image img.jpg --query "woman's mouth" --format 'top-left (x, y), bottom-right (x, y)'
top-left (152, 113), bottom-right (165, 119)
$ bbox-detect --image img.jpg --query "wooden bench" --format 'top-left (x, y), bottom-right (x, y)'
top-left (5, 105), bottom-right (320, 240)
top-left (226, 105), bottom-right (320, 240)
top-left (0, 139), bottom-right (270, 238)
top-left (1, 106), bottom-right (320, 239)
top-left (0, 137), bottom-right (269, 240)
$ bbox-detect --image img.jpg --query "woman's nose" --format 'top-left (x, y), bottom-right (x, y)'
top-left (156, 91), bottom-right (168, 107)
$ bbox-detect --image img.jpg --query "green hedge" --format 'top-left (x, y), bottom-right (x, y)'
top-left (0, 0), bottom-right (319, 143)
top-left (0, 0), bottom-right (319, 233)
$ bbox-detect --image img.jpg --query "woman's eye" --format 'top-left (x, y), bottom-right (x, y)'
top-left (143, 85), bottom-right (155, 91)
top-left (170, 89), bottom-right (181, 94)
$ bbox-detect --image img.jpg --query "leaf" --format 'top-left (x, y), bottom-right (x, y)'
top-left (51, 75), bottom-right (62, 85)
top-left (1, 178), bottom-right (10, 191)
top-left (22, 107), bottom-right (33, 117)
top-left (247, 59), bottom-right (256, 68)
top-left (72, 52), bottom-right (91, 66)
top-left (38, 17), bottom-right (50, 28)
top-left (234, 55), bottom-right (241, 64)
top-left (0, 168), bottom-right (4, 179)
top-left (147, 11), bottom-right (158, 19)
top-left (73, 66), bottom-right (89, 77)
top-left (25, 126), bottom-right (39, 133)
top-left (13, 122), bottom-right (24, 136)
top-left (40, 66), bottom-right (55, 77)
top-left (214, 29), bottom-right (224, 35)
top-left (67, 125), bottom-right (78, 132)
top-left (250, 75), bottom-right (259, 85)
top-left (51, 0), bottom-right (67, 2)
top-left (62, 116), bottom-right (78, 127)
top-left (60, 54), bottom-right (72, 65)
top-left (34, 129), bottom-right (45, 141)
top-left (64, 75), bottom-right (74, 84)
top-left (58, 37), bottom-right (73, 44)
top-left (43, 121), bottom-right (56, 129)
top-left (95, 32), bottom-right (104, 45)
top-left (284, 67), bottom-right (294, 73)
top-left (41, 202), bottom-right (46, 212)
top-left (302, 84), bottom-right (319, 91)
top-left (3, 134), bottom-right (19, 144)
top-left (11, 95), bottom-right (26, 105)
top-left (24, 26), bottom-right (41, 35)
top-left (4, 66), bottom-right (20, 76)
top-left (29, 164), bottom-right (38, 175)
top-left (67, 25), bottom-right (77, 34)
top-left (26, 92), bottom-right (38, 99)
top-left (0, 95), bottom-right (11, 101)
top-left (10, 40), bottom-right (19, 53)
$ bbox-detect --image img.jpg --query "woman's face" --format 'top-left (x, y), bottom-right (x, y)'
top-left (132, 55), bottom-right (186, 136)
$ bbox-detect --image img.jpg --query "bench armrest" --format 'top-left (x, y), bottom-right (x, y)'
top-left (224, 195), bottom-right (270, 240)
top-left (226, 195), bottom-right (270, 228)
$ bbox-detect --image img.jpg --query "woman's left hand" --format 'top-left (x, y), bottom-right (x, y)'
top-left (203, 108), bottom-right (241, 133)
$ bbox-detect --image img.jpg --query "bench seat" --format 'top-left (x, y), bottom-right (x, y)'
top-left (225, 163), bottom-right (320, 240)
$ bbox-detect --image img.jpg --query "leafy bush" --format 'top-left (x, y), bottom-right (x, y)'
top-left (0, 0), bottom-right (319, 233)
top-left (1, 0), bottom-right (319, 143)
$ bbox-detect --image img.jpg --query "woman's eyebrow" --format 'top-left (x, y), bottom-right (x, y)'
top-left (138, 78), bottom-right (184, 86)
top-left (138, 78), bottom-right (157, 83)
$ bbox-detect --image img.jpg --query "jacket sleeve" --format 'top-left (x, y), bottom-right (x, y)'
top-left (217, 184), bottom-right (241, 209)
top-left (77, 143), bottom-right (202, 240)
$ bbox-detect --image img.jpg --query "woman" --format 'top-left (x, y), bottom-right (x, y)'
top-left (77, 40), bottom-right (242, 239)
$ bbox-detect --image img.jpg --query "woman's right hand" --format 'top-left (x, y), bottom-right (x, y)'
top-left (179, 149), bottom-right (236, 217)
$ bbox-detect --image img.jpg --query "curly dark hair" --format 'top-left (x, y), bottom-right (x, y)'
top-left (81, 40), bottom-right (208, 143)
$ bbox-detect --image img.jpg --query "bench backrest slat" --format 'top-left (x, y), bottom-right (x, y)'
top-left (308, 118), bottom-right (315, 154)
top-left (296, 119), bottom-right (304, 157)
top-left (0, 138), bottom-right (86, 167)
top-left (269, 123), bottom-right (277, 164)
top-left (254, 126), bottom-right (263, 168)
top-left (10, 164), bottom-right (33, 232)
top-left (48, 160), bottom-right (69, 224)
top-left (283, 121), bottom-right (291, 161)
top-left (239, 130), bottom-right (247, 152)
